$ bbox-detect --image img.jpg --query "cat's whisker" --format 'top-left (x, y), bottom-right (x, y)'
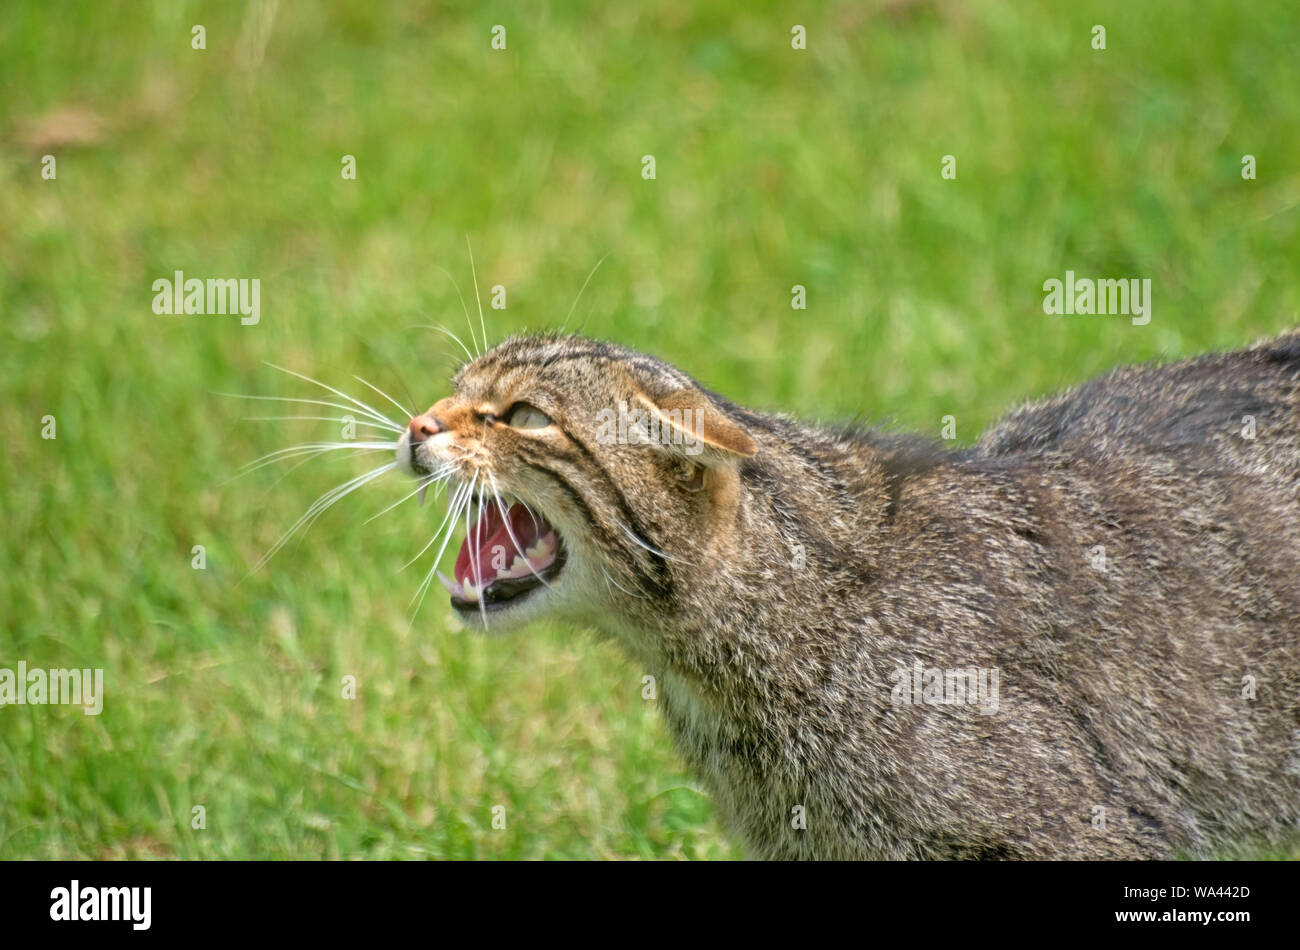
top-left (240, 415), bottom-right (402, 432)
top-left (264, 447), bottom-right (394, 491)
top-left (215, 392), bottom-right (405, 433)
top-left (466, 471), bottom-right (490, 629)
top-left (513, 496), bottom-right (544, 537)
top-left (466, 234), bottom-right (488, 356)
top-left (411, 473), bottom-right (479, 621)
top-left (614, 518), bottom-right (696, 566)
top-left (419, 465), bottom-right (459, 494)
top-left (559, 251), bottom-right (611, 335)
top-left (262, 362), bottom-right (403, 432)
top-left (433, 475), bottom-right (475, 569)
top-left (352, 375), bottom-right (413, 422)
top-left (403, 478), bottom-right (471, 574)
top-left (410, 323), bottom-right (475, 365)
top-left (249, 460), bottom-right (398, 576)
top-left (487, 472), bottom-right (554, 592)
top-left (365, 469), bottom-right (453, 525)
top-left (226, 441), bottom-right (397, 484)
top-left (600, 565), bottom-right (649, 600)
top-left (235, 440), bottom-right (396, 470)
top-left (433, 265), bottom-right (480, 357)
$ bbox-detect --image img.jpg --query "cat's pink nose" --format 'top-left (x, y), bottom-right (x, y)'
top-left (408, 410), bottom-right (443, 444)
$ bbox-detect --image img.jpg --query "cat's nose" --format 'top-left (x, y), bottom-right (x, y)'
top-left (408, 410), bottom-right (444, 445)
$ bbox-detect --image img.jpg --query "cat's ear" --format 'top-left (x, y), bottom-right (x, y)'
top-left (634, 389), bottom-right (757, 465)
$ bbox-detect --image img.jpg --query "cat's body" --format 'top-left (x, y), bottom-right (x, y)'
top-left (401, 330), bottom-right (1300, 859)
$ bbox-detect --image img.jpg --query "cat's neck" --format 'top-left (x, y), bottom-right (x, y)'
top-left (607, 417), bottom-right (949, 717)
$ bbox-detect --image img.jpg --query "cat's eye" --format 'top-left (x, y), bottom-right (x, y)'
top-left (504, 402), bottom-right (551, 430)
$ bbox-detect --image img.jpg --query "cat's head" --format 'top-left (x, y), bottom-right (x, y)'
top-left (397, 334), bottom-right (758, 634)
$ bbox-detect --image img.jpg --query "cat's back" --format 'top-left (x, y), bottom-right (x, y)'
top-left (832, 331), bottom-right (1300, 858)
top-left (975, 329), bottom-right (1300, 469)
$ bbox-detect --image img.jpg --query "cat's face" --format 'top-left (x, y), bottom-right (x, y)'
top-left (396, 335), bottom-right (757, 634)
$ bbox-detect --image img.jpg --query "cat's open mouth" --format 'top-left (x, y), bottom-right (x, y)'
top-left (439, 499), bottom-right (566, 613)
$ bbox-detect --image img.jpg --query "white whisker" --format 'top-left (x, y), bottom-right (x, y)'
top-left (216, 392), bottom-right (404, 433)
top-left (467, 474), bottom-right (489, 628)
top-left (466, 234), bottom-right (488, 356)
top-left (353, 375), bottom-right (413, 422)
top-left (601, 565), bottom-right (648, 600)
top-left (262, 362), bottom-right (402, 431)
top-left (403, 478), bottom-right (470, 572)
top-left (226, 441), bottom-right (396, 483)
top-left (263, 447), bottom-right (393, 491)
top-left (560, 252), bottom-right (611, 335)
top-left (241, 415), bottom-right (401, 432)
top-left (421, 323), bottom-right (475, 364)
top-left (250, 461), bottom-right (398, 575)
top-left (237, 440), bottom-right (396, 468)
top-left (487, 472), bottom-right (553, 591)
top-left (365, 468), bottom-right (454, 525)
top-left (515, 497), bottom-right (544, 536)
top-left (410, 473), bottom-right (478, 620)
top-left (434, 265), bottom-right (480, 357)
top-left (615, 518), bottom-right (695, 566)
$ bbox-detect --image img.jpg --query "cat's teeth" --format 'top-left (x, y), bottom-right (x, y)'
top-left (490, 556), bottom-right (531, 583)
top-left (526, 534), bottom-right (555, 561)
top-left (461, 581), bottom-right (481, 603)
top-left (417, 484), bottom-right (428, 507)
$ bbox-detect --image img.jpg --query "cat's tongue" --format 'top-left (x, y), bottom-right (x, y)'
top-left (453, 501), bottom-right (557, 590)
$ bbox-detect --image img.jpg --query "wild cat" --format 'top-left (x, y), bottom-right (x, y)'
top-left (258, 330), bottom-right (1300, 859)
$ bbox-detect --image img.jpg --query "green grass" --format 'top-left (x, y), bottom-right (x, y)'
top-left (2, 0), bottom-right (1297, 859)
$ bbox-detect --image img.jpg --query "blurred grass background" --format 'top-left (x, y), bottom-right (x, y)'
top-left (2, 0), bottom-right (1297, 859)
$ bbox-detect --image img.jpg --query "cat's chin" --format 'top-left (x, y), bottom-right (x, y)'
top-left (449, 582), bottom-right (562, 632)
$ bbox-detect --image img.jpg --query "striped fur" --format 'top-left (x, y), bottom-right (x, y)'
top-left (411, 330), bottom-right (1300, 859)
